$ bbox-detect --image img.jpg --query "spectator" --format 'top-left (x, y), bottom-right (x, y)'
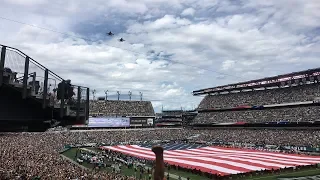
top-left (194, 106), bottom-right (320, 123)
top-left (198, 83), bottom-right (320, 109)
top-left (90, 100), bottom-right (155, 117)
top-left (1, 128), bottom-right (320, 179)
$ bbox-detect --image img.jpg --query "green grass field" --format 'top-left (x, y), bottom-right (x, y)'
top-left (61, 148), bottom-right (320, 180)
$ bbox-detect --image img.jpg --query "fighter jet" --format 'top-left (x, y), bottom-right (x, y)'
top-left (107, 31), bottom-right (114, 36)
top-left (119, 38), bottom-right (125, 42)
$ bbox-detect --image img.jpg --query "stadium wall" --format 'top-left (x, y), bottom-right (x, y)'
top-left (0, 84), bottom-right (53, 131)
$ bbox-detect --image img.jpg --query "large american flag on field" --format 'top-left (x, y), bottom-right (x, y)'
top-left (101, 143), bottom-right (320, 176)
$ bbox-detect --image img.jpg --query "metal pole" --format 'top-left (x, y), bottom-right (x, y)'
top-left (31, 72), bottom-right (36, 95)
top-left (42, 69), bottom-right (48, 108)
top-left (76, 86), bottom-right (81, 121)
top-left (105, 90), bottom-right (108, 101)
top-left (86, 88), bottom-right (90, 121)
top-left (129, 91), bottom-right (132, 101)
top-left (60, 80), bottom-right (65, 120)
top-left (92, 89), bottom-right (96, 100)
top-left (117, 91), bottom-right (120, 101)
top-left (0, 46), bottom-right (6, 86)
top-left (22, 57), bottom-right (30, 99)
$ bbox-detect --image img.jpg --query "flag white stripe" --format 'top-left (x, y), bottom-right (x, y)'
top-left (102, 145), bottom-right (320, 176)
top-left (192, 148), bottom-right (311, 162)
top-left (213, 156), bottom-right (290, 168)
top-left (129, 145), bottom-right (288, 169)
top-left (118, 146), bottom-right (245, 173)
top-left (118, 145), bottom-right (288, 171)
top-left (140, 145), bottom-right (320, 165)
top-left (220, 154), bottom-right (316, 165)
top-left (106, 146), bottom-right (241, 174)
top-left (129, 146), bottom-right (266, 171)
top-left (202, 147), bottom-right (320, 160)
top-left (184, 149), bottom-right (318, 164)
top-left (135, 145), bottom-right (320, 161)
top-left (216, 155), bottom-right (308, 166)
top-left (178, 156), bottom-right (266, 171)
top-left (122, 145), bottom-right (317, 167)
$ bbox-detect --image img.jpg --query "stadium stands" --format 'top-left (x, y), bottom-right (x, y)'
top-left (158, 110), bottom-right (183, 117)
top-left (155, 110), bottom-right (183, 127)
top-left (193, 69), bottom-right (320, 125)
top-left (198, 83), bottom-right (320, 109)
top-left (89, 100), bottom-right (155, 117)
top-left (194, 106), bottom-right (320, 123)
top-left (1, 128), bottom-right (320, 179)
top-left (0, 132), bottom-right (129, 180)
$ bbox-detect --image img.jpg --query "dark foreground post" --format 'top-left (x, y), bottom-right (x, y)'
top-left (152, 146), bottom-right (165, 180)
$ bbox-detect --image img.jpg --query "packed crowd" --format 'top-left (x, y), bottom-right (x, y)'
top-left (2, 128), bottom-right (319, 179)
top-left (89, 100), bottom-right (155, 117)
top-left (191, 129), bottom-right (320, 147)
top-left (159, 111), bottom-right (183, 116)
top-left (198, 83), bottom-right (320, 109)
top-left (0, 132), bottom-right (132, 180)
top-left (156, 111), bottom-right (186, 125)
top-left (194, 106), bottom-right (320, 123)
top-left (156, 118), bottom-right (182, 122)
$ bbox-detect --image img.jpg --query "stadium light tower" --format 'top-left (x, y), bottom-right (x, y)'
top-left (128, 91), bottom-right (132, 101)
top-left (92, 89), bottom-right (96, 100)
top-left (105, 90), bottom-right (108, 101)
top-left (139, 92), bottom-right (143, 101)
top-left (117, 91), bottom-right (120, 101)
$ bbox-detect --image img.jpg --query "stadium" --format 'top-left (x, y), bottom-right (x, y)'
top-left (1, 1), bottom-right (320, 179)
top-left (1, 44), bottom-right (320, 180)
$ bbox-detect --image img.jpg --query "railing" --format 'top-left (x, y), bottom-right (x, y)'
top-left (0, 44), bottom-right (90, 121)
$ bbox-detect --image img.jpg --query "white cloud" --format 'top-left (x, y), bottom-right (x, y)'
top-left (3, 0), bottom-right (46, 6)
top-left (221, 60), bottom-right (235, 70)
top-left (124, 63), bottom-right (138, 69)
top-left (181, 8), bottom-right (196, 17)
top-left (0, 0), bottom-right (319, 112)
top-left (127, 15), bottom-right (191, 33)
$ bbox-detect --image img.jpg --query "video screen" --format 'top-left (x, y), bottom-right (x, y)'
top-left (88, 117), bottom-right (130, 127)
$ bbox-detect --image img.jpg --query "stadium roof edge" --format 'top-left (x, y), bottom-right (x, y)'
top-left (193, 67), bottom-right (320, 95)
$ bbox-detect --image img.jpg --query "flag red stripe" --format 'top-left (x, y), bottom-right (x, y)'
top-left (116, 145), bottom-right (241, 174)
top-left (103, 146), bottom-right (230, 175)
top-left (101, 145), bottom-right (320, 176)
top-left (212, 147), bottom-right (320, 160)
top-left (184, 148), bottom-right (313, 165)
top-left (176, 157), bottom-right (257, 172)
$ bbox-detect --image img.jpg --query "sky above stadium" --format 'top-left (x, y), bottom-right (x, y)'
top-left (0, 0), bottom-right (319, 112)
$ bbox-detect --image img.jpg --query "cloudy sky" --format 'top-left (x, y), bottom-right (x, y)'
top-left (0, 0), bottom-right (319, 112)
